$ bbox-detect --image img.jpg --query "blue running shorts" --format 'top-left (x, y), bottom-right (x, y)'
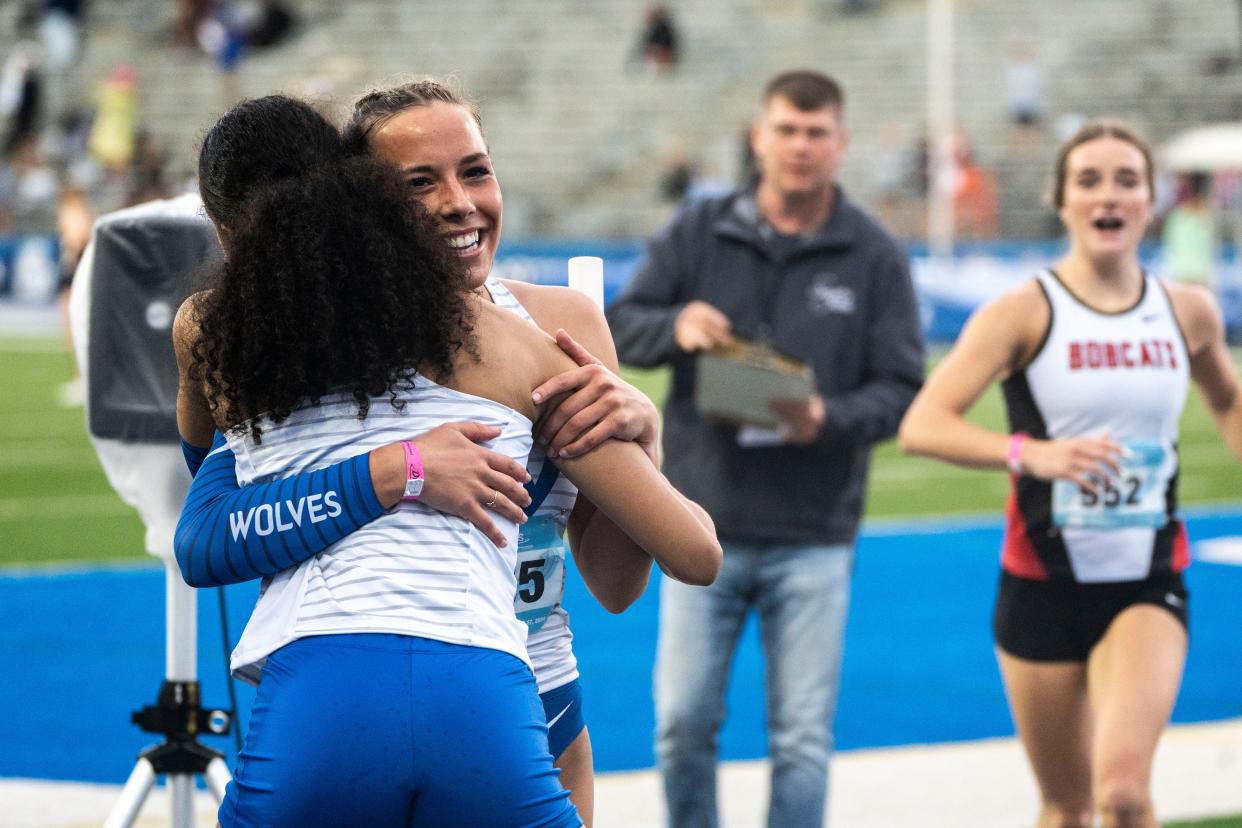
top-left (539, 678), bottom-right (586, 760)
top-left (219, 634), bottom-right (581, 828)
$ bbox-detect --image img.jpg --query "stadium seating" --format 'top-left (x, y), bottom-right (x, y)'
top-left (2, 0), bottom-right (1240, 239)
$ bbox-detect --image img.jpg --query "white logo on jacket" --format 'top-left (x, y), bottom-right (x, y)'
top-left (807, 273), bottom-right (855, 315)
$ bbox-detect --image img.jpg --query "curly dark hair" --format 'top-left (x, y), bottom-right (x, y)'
top-left (198, 95), bottom-right (343, 230)
top-left (192, 156), bottom-right (476, 440)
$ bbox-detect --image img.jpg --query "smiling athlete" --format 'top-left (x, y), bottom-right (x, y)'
top-left (899, 120), bottom-right (1242, 828)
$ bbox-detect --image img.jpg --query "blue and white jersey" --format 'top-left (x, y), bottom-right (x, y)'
top-left (226, 375), bottom-right (532, 685)
top-left (489, 277), bottom-right (580, 694)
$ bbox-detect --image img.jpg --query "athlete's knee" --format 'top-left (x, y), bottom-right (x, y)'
top-left (1094, 778), bottom-right (1152, 827)
top-left (1094, 749), bottom-right (1154, 826)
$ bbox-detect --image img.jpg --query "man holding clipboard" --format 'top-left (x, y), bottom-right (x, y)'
top-left (608, 70), bottom-right (924, 828)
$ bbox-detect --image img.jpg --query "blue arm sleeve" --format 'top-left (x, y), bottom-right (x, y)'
top-left (174, 432), bottom-right (386, 588)
top-left (180, 438), bottom-right (210, 477)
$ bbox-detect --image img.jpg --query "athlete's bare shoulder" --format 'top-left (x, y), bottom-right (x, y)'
top-left (995, 276), bottom-right (1051, 315)
top-left (501, 280), bottom-right (601, 332)
top-left (1163, 279), bottom-right (1223, 357)
top-left (500, 279), bottom-right (616, 366)
top-left (967, 276), bottom-right (1051, 372)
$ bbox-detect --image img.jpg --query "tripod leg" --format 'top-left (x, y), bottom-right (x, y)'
top-left (170, 773), bottom-right (195, 828)
top-left (206, 756), bottom-right (232, 804)
top-left (103, 758), bottom-right (157, 828)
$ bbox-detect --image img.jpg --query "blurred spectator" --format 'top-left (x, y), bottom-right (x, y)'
top-left (188, 0), bottom-right (298, 67)
top-left (40, 0), bottom-right (87, 70)
top-left (659, 148), bottom-right (729, 205)
top-left (1004, 45), bottom-right (1045, 128)
top-left (1162, 171), bottom-right (1218, 287)
top-left (124, 129), bottom-right (170, 206)
top-left (900, 134), bottom-right (933, 240)
top-left (56, 183), bottom-right (92, 283)
top-left (906, 134), bottom-right (931, 199)
top-left (240, 0), bottom-right (297, 49)
top-left (636, 5), bottom-right (679, 73)
top-left (87, 65), bottom-right (137, 172)
top-left (2, 134), bottom-right (58, 232)
top-left (736, 119), bottom-right (758, 183)
top-left (196, 4), bottom-right (247, 72)
top-left (0, 158), bottom-right (14, 231)
top-left (950, 130), bottom-right (998, 240)
top-left (684, 162), bottom-right (729, 203)
top-left (872, 120), bottom-right (920, 238)
top-left (55, 183), bottom-right (92, 406)
top-left (1, 42), bottom-right (44, 157)
top-left (174, 0), bottom-right (214, 47)
top-left (659, 150), bottom-right (694, 203)
top-left (1212, 169), bottom-right (1242, 248)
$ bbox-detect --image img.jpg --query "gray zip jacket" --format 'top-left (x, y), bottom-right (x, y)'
top-left (607, 186), bottom-right (924, 545)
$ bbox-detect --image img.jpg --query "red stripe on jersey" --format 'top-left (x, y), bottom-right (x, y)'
top-left (1001, 482), bottom-right (1049, 580)
top-left (1170, 519), bottom-right (1190, 572)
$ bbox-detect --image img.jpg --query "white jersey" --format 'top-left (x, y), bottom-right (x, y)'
top-left (226, 377), bottom-right (532, 685)
top-left (488, 278), bottom-right (580, 693)
top-left (1000, 270), bottom-right (1191, 583)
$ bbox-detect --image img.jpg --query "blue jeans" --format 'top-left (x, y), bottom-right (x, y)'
top-left (654, 541), bottom-right (854, 828)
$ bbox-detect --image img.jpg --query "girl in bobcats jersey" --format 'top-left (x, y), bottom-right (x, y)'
top-left (179, 96), bottom-right (721, 828)
top-left (899, 120), bottom-right (1242, 827)
top-left (175, 85), bottom-right (663, 827)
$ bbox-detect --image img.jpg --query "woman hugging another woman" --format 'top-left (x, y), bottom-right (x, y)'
top-left (178, 93), bottom-right (720, 828)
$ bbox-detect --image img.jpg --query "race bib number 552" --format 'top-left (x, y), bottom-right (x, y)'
top-left (1052, 440), bottom-right (1169, 530)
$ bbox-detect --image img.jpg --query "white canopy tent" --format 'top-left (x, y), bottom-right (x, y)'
top-left (1161, 123), bottom-right (1242, 172)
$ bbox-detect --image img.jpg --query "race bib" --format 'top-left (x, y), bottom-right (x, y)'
top-left (513, 513), bottom-right (567, 631)
top-left (1052, 440), bottom-right (1169, 529)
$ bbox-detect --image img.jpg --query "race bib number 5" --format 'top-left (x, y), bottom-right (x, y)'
top-left (1052, 440), bottom-right (1169, 529)
top-left (514, 514), bottom-right (567, 631)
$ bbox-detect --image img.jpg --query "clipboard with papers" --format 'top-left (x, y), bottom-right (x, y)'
top-left (694, 338), bottom-right (815, 429)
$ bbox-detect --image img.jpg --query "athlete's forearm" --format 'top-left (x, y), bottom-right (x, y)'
top-left (174, 435), bottom-right (385, 588)
top-left (898, 402), bottom-right (1013, 470)
top-left (567, 498), bottom-right (653, 614)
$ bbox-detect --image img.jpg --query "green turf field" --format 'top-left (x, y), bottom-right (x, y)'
top-left (0, 337), bottom-right (150, 564)
top-left (1, 339), bottom-right (1239, 567)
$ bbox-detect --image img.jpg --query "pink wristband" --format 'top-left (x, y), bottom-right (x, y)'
top-left (401, 440), bottom-right (424, 501)
top-left (1007, 433), bottom-right (1027, 475)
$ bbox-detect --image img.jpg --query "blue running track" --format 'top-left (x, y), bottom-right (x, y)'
top-left (2, 509), bottom-right (1240, 784)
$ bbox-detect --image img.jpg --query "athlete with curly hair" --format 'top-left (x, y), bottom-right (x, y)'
top-left (176, 85), bottom-right (667, 826)
top-left (179, 95), bottom-right (721, 827)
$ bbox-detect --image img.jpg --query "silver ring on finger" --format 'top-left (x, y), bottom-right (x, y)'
top-left (484, 490), bottom-right (497, 509)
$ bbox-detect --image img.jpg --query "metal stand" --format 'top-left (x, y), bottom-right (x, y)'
top-left (104, 558), bottom-right (233, 828)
